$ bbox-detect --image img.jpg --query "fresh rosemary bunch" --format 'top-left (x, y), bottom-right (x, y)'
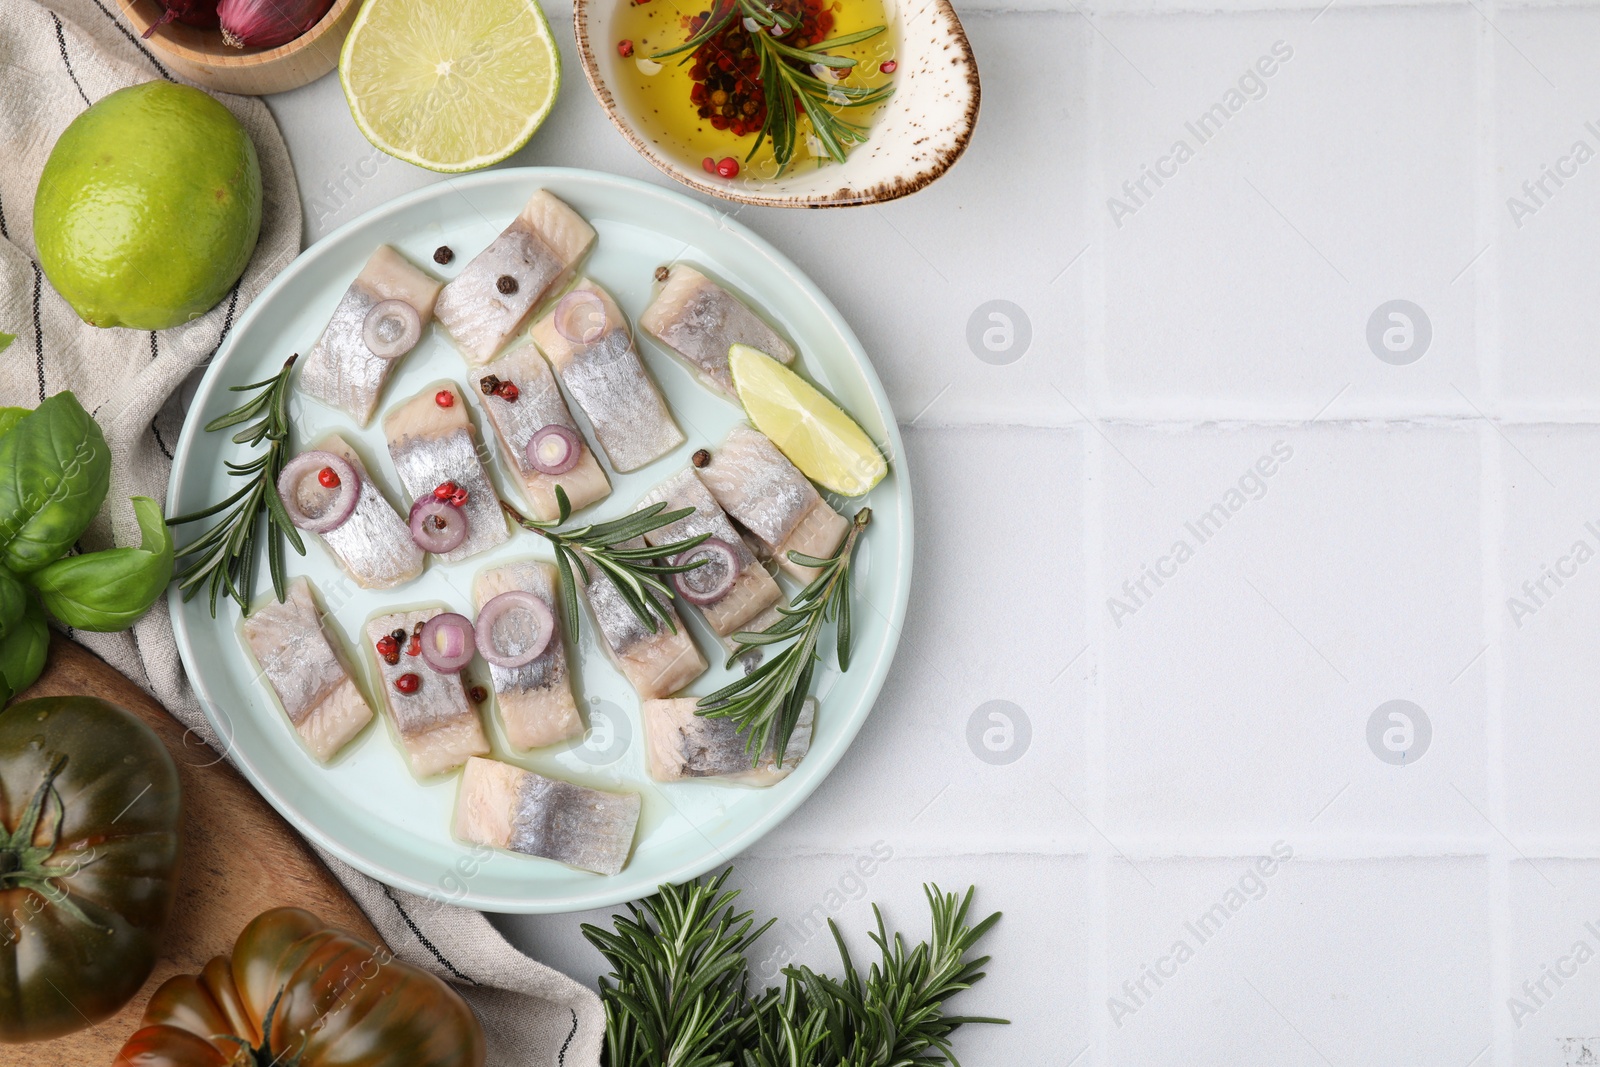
top-left (502, 486), bottom-right (709, 640)
top-left (168, 354), bottom-right (305, 617)
top-left (583, 867), bottom-right (1005, 1067)
top-left (697, 507), bottom-right (870, 763)
top-left (653, 0), bottom-right (894, 172)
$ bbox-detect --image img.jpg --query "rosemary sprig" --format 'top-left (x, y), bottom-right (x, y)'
top-left (167, 355), bottom-right (305, 618)
top-left (697, 507), bottom-right (870, 763)
top-left (501, 486), bottom-right (710, 640)
top-left (653, 0), bottom-right (894, 173)
top-left (582, 866), bottom-right (1005, 1067)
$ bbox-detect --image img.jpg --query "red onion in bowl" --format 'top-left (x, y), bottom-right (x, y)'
top-left (672, 537), bottom-right (741, 605)
top-left (277, 451), bottom-right (359, 534)
top-left (526, 425), bottom-right (581, 475)
top-left (553, 290), bottom-right (608, 345)
top-left (142, 0), bottom-right (220, 38)
top-left (475, 591), bottom-right (554, 669)
top-left (218, 0), bottom-right (334, 48)
top-left (409, 497), bottom-right (468, 554)
top-left (420, 613), bottom-right (476, 673)
top-left (362, 299), bottom-right (422, 359)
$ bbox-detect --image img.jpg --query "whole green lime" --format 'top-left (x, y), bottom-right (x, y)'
top-left (34, 81), bottom-right (262, 331)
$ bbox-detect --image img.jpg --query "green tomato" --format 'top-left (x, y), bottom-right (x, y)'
top-left (0, 596), bottom-right (48, 704)
top-left (29, 497), bottom-right (173, 632)
top-left (0, 393), bottom-right (110, 574)
top-left (0, 570), bottom-right (23, 642)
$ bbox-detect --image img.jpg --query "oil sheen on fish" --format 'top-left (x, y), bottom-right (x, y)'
top-left (636, 469), bottom-right (780, 636)
top-left (477, 346), bottom-right (610, 521)
top-left (242, 577), bottom-right (373, 762)
top-left (365, 607), bottom-right (489, 778)
top-left (292, 434), bottom-right (424, 589)
top-left (299, 245), bottom-right (442, 425)
top-left (433, 190), bottom-right (596, 364)
top-left (697, 424), bottom-right (849, 582)
top-left (452, 756), bottom-right (640, 875)
top-left (531, 279), bottom-right (684, 473)
top-left (642, 697), bottom-right (814, 786)
top-left (638, 265), bottom-right (795, 398)
top-left (473, 560), bottom-right (582, 750)
top-left (580, 535), bottom-right (706, 698)
top-left (384, 382), bottom-right (508, 563)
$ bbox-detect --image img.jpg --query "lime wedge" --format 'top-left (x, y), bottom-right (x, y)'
top-left (339, 0), bottom-right (560, 173)
top-left (729, 344), bottom-right (887, 497)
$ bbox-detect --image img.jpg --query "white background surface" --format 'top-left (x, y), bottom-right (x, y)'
top-left (265, 2), bottom-right (1600, 1063)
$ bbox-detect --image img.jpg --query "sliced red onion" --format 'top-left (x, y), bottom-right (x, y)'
top-left (277, 451), bottom-right (359, 534)
top-left (672, 537), bottom-right (741, 605)
top-left (553, 290), bottom-right (607, 345)
top-left (420, 613), bottom-right (476, 673)
top-left (408, 497), bottom-right (468, 554)
top-left (526, 425), bottom-right (581, 475)
top-left (363, 299), bottom-right (421, 359)
top-left (475, 591), bottom-right (554, 669)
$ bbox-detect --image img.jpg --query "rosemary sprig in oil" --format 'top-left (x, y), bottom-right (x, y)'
top-left (168, 354), bottom-right (305, 618)
top-left (697, 507), bottom-right (870, 763)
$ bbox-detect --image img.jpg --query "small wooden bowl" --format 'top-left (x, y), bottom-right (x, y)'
top-left (115, 0), bottom-right (360, 96)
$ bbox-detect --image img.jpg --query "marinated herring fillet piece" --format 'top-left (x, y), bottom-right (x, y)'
top-left (453, 756), bottom-right (640, 875)
top-left (532, 279), bottom-right (684, 472)
top-left (385, 382), bottom-right (508, 563)
top-left (299, 245), bottom-right (442, 425)
top-left (580, 535), bottom-right (706, 698)
top-left (242, 577), bottom-right (372, 762)
top-left (638, 265), bottom-right (795, 398)
top-left (366, 607), bottom-right (489, 777)
top-left (433, 190), bottom-right (596, 364)
top-left (297, 434), bottom-right (424, 589)
top-left (697, 424), bottom-right (849, 582)
top-left (478, 346), bottom-right (610, 521)
top-left (637, 468), bottom-right (780, 636)
top-left (473, 560), bottom-right (582, 750)
top-left (642, 696), bottom-right (814, 785)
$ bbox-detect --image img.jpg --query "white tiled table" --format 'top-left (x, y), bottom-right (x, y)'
top-left (267, 3), bottom-right (1600, 1062)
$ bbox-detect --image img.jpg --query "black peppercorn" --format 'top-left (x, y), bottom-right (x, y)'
top-left (496, 275), bottom-right (517, 295)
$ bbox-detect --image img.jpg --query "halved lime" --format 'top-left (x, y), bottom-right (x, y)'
top-left (339, 0), bottom-right (560, 173)
top-left (729, 344), bottom-right (887, 497)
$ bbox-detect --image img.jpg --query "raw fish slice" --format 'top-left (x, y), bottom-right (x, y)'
top-left (292, 434), bottom-right (425, 590)
top-left (476, 347), bottom-right (610, 521)
top-left (720, 598), bottom-right (785, 659)
top-left (642, 697), bottom-right (814, 786)
top-left (636, 469), bottom-right (780, 636)
top-left (433, 190), bottom-right (596, 364)
top-left (365, 608), bottom-right (489, 778)
top-left (638, 265), bottom-right (795, 398)
top-left (453, 757), bottom-right (640, 875)
top-left (473, 560), bottom-right (582, 750)
top-left (384, 383), bottom-right (508, 563)
top-left (697, 425), bottom-right (849, 582)
top-left (299, 245), bottom-right (442, 425)
top-left (579, 536), bottom-right (706, 698)
top-left (241, 577), bottom-right (372, 762)
top-left (532, 279), bottom-right (684, 472)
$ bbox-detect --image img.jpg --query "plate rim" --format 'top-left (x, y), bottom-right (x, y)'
top-left (166, 165), bottom-right (913, 912)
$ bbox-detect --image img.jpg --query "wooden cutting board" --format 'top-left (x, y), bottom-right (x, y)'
top-left (12, 637), bottom-right (381, 1065)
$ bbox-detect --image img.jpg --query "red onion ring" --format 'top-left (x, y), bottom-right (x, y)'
top-left (552, 290), bottom-right (607, 345)
top-left (672, 537), bottom-right (741, 605)
top-left (420, 612), bottom-right (476, 673)
top-left (475, 591), bottom-right (554, 668)
top-left (408, 497), bottom-right (468, 554)
top-left (277, 451), bottom-right (360, 534)
top-left (363, 299), bottom-right (422, 359)
top-left (526, 425), bottom-right (581, 475)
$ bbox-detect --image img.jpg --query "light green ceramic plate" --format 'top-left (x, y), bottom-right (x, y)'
top-left (167, 168), bottom-right (910, 913)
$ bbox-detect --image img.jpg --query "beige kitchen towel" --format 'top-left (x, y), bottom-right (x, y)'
top-left (0, 2), bottom-right (604, 1062)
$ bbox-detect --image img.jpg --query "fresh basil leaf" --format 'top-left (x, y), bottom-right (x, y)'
top-left (0, 594), bottom-right (48, 703)
top-left (0, 407), bottom-right (27, 441)
top-left (30, 497), bottom-right (173, 632)
top-left (0, 392), bottom-right (111, 573)
top-left (0, 568), bottom-right (23, 641)
top-left (0, 333), bottom-right (13, 355)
